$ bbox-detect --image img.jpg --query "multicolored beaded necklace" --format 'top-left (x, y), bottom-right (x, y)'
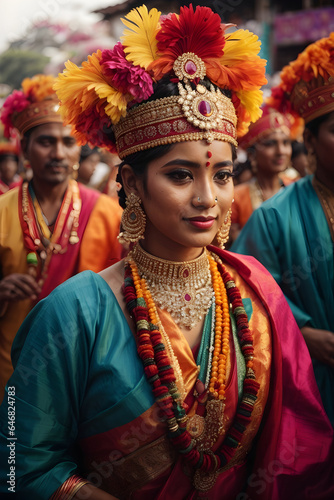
top-left (19, 179), bottom-right (82, 288)
top-left (123, 244), bottom-right (260, 490)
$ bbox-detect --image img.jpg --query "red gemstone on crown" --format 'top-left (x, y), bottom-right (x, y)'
top-left (185, 293), bottom-right (191, 301)
top-left (198, 100), bottom-right (212, 117)
top-left (185, 60), bottom-right (197, 75)
top-left (183, 269), bottom-right (189, 278)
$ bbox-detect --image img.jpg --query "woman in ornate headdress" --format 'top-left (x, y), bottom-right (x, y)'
top-left (232, 33), bottom-right (334, 428)
top-left (0, 6), bottom-right (333, 500)
top-left (229, 103), bottom-right (300, 244)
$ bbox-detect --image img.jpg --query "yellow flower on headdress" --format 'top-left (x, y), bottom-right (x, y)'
top-left (237, 89), bottom-right (263, 132)
top-left (221, 30), bottom-right (262, 64)
top-left (54, 51), bottom-right (128, 126)
top-left (121, 5), bottom-right (160, 70)
top-left (209, 29), bottom-right (267, 92)
top-left (93, 84), bottom-right (129, 123)
top-left (55, 53), bottom-right (102, 122)
top-left (22, 74), bottom-right (56, 102)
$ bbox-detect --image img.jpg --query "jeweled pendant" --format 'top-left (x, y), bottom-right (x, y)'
top-left (184, 60), bottom-right (197, 75)
top-left (198, 100), bottom-right (212, 117)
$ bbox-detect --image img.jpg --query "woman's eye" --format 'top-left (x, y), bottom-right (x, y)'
top-left (215, 170), bottom-right (234, 183)
top-left (167, 170), bottom-right (193, 181)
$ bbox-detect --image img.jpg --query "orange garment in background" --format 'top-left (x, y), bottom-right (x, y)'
top-left (0, 183), bottom-right (123, 402)
top-left (231, 179), bottom-right (262, 230)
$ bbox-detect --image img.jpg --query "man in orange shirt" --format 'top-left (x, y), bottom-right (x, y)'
top-left (0, 75), bottom-right (123, 402)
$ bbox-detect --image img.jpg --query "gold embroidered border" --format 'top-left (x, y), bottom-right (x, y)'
top-left (98, 435), bottom-right (176, 498)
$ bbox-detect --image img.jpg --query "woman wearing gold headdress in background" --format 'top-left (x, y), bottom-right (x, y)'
top-left (0, 6), bottom-right (333, 500)
top-left (232, 33), bottom-right (334, 429)
top-left (229, 104), bottom-right (298, 244)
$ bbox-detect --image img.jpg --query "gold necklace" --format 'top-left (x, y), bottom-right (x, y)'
top-left (131, 244), bottom-right (214, 329)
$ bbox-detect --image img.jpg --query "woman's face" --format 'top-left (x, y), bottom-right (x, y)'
top-left (0, 156), bottom-right (18, 184)
top-left (78, 153), bottom-right (100, 183)
top-left (253, 129), bottom-right (292, 176)
top-left (134, 140), bottom-right (234, 261)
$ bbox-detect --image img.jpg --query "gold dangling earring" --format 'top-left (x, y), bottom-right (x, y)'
top-left (216, 208), bottom-right (232, 249)
top-left (118, 192), bottom-right (146, 244)
top-left (72, 163), bottom-right (79, 180)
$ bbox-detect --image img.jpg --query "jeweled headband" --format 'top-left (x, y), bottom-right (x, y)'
top-left (54, 4), bottom-right (267, 158)
top-left (237, 105), bottom-right (295, 150)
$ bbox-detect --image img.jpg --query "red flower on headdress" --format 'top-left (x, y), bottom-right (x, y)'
top-left (100, 43), bottom-right (153, 103)
top-left (1, 90), bottom-right (30, 138)
top-left (74, 105), bottom-right (115, 152)
top-left (149, 5), bottom-right (225, 79)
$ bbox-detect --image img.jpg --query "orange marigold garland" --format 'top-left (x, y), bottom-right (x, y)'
top-left (123, 249), bottom-right (260, 483)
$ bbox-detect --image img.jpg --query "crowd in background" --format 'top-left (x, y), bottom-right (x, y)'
top-left (0, 5), bottom-right (333, 499)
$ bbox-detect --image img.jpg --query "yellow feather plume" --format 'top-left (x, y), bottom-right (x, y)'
top-left (121, 5), bottom-right (161, 70)
top-left (238, 89), bottom-right (263, 123)
top-left (92, 84), bottom-right (129, 123)
top-left (54, 51), bottom-right (128, 126)
top-left (222, 29), bottom-right (262, 64)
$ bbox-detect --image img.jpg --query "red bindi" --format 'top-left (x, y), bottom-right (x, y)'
top-left (207, 151), bottom-right (212, 158)
top-left (206, 161), bottom-right (210, 167)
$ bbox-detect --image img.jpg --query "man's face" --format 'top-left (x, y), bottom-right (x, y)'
top-left (22, 122), bottom-right (80, 185)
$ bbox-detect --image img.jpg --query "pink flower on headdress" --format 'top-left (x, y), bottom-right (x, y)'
top-left (100, 43), bottom-right (153, 103)
top-left (1, 90), bottom-right (30, 138)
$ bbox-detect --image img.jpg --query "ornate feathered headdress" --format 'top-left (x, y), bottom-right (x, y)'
top-left (267, 33), bottom-right (334, 127)
top-left (1, 74), bottom-right (63, 138)
top-left (54, 4), bottom-right (267, 159)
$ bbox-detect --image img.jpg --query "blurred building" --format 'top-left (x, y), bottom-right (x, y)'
top-left (93, 0), bottom-right (334, 76)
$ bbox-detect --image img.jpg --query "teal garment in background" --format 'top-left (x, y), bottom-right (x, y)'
top-left (231, 175), bottom-right (334, 426)
top-left (0, 271), bottom-right (155, 499)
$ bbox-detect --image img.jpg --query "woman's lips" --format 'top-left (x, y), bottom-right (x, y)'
top-left (186, 216), bottom-right (216, 229)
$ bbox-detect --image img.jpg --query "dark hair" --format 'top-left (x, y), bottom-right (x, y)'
top-left (79, 144), bottom-right (100, 162)
top-left (0, 153), bottom-right (18, 163)
top-left (291, 140), bottom-right (307, 160)
top-left (305, 111), bottom-right (334, 137)
top-left (117, 76), bottom-right (236, 208)
top-left (22, 126), bottom-right (36, 145)
top-left (233, 159), bottom-right (252, 177)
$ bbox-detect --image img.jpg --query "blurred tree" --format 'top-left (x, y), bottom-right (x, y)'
top-left (0, 50), bottom-right (50, 90)
top-left (0, 19), bottom-right (115, 92)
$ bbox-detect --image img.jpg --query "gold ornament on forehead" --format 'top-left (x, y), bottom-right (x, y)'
top-left (173, 53), bottom-right (237, 142)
